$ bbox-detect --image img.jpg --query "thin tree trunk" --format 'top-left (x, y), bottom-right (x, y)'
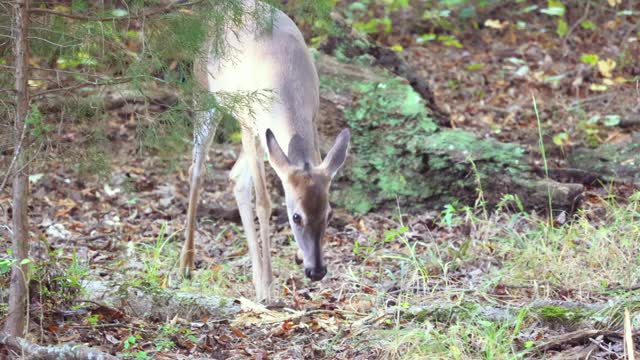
top-left (5, 0), bottom-right (31, 337)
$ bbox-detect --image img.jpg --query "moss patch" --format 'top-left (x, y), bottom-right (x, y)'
top-left (320, 63), bottom-right (529, 214)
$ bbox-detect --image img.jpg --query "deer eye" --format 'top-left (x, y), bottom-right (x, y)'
top-left (292, 213), bottom-right (302, 225)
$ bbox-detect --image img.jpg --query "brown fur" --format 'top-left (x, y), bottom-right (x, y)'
top-left (288, 170), bottom-right (329, 224)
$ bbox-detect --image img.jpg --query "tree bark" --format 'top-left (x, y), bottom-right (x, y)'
top-left (5, 0), bottom-right (31, 337)
top-left (0, 332), bottom-right (118, 360)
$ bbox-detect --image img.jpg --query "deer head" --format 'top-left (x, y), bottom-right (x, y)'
top-left (266, 128), bottom-right (350, 281)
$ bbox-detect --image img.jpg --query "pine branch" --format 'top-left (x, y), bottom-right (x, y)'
top-left (31, 77), bottom-right (137, 98)
top-left (29, 0), bottom-right (204, 22)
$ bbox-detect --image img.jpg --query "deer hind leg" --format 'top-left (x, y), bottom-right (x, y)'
top-left (231, 128), bottom-right (273, 302)
top-left (180, 109), bottom-right (217, 278)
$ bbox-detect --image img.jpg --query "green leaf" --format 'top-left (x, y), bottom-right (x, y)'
top-left (417, 33), bottom-right (437, 43)
top-left (466, 63), bottom-right (484, 71)
top-left (28, 174), bottom-right (44, 184)
top-left (459, 6), bottom-right (476, 19)
top-left (72, 0), bottom-right (87, 12)
top-left (437, 35), bottom-right (463, 48)
top-left (541, 0), bottom-right (566, 17)
top-left (557, 19), bottom-right (568, 37)
top-left (603, 114), bottom-right (620, 127)
top-left (390, 44), bottom-right (404, 52)
top-left (580, 20), bottom-right (596, 30)
top-left (348, 2), bottom-right (367, 12)
top-left (552, 132), bottom-right (569, 146)
top-left (587, 115), bottom-right (600, 124)
top-left (617, 10), bottom-right (638, 17)
top-left (441, 0), bottom-right (465, 5)
top-left (0, 259), bottom-right (14, 274)
top-left (354, 17), bottom-right (392, 34)
top-left (111, 9), bottom-right (129, 17)
top-left (524, 341), bottom-right (535, 348)
top-left (541, 7), bottom-right (565, 16)
top-left (19, 258), bottom-right (31, 266)
top-left (580, 53), bottom-right (599, 66)
top-left (478, 320), bottom-right (493, 328)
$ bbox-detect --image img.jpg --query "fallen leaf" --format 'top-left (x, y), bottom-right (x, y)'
top-left (614, 76), bottom-right (627, 84)
top-left (597, 58), bottom-right (616, 78)
top-left (46, 224), bottom-right (71, 240)
top-left (228, 325), bottom-right (247, 338)
top-left (232, 298), bottom-right (306, 327)
top-left (590, 83), bottom-right (608, 92)
top-left (485, 19), bottom-right (509, 29)
top-left (105, 334), bottom-right (119, 345)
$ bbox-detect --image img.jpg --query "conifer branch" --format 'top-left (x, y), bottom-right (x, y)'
top-left (30, 0), bottom-right (204, 22)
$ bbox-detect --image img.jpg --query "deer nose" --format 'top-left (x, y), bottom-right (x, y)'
top-left (304, 266), bottom-right (327, 281)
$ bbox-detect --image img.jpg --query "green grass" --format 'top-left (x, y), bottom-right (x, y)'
top-left (16, 186), bottom-right (638, 359)
top-left (338, 189), bottom-right (640, 359)
top-left (499, 192), bottom-right (640, 291)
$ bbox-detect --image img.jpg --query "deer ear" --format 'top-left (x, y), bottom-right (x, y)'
top-left (287, 134), bottom-right (309, 167)
top-left (266, 129), bottom-right (292, 177)
top-left (319, 128), bottom-right (350, 178)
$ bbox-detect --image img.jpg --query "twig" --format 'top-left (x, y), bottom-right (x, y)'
top-left (67, 323), bottom-right (129, 330)
top-left (31, 77), bottom-right (135, 98)
top-left (481, 105), bottom-right (513, 115)
top-left (0, 64), bottom-right (113, 79)
top-left (29, 0), bottom-right (203, 22)
top-left (625, 308), bottom-right (636, 360)
top-left (71, 234), bottom-right (111, 243)
top-left (568, 93), bottom-right (614, 109)
top-left (533, 329), bottom-right (620, 353)
top-left (562, 1), bottom-right (591, 56)
top-left (0, 114), bottom-right (28, 196)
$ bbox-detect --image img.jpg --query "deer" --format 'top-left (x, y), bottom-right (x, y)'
top-left (178, 1), bottom-right (351, 302)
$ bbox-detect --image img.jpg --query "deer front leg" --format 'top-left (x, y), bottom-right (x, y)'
top-left (180, 110), bottom-right (217, 278)
top-left (232, 130), bottom-right (273, 302)
top-left (251, 138), bottom-right (273, 301)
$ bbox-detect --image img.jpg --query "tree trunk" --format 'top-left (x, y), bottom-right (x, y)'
top-left (5, 0), bottom-right (31, 337)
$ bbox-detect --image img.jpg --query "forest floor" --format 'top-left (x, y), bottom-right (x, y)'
top-left (2, 2), bottom-right (640, 359)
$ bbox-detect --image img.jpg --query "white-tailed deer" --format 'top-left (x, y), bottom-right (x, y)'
top-left (179, 1), bottom-right (350, 301)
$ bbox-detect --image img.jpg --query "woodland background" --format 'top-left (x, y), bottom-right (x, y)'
top-left (1, 0), bottom-right (640, 358)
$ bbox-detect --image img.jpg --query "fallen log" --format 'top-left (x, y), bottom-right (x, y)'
top-left (0, 332), bottom-right (117, 360)
top-left (314, 53), bottom-right (584, 213)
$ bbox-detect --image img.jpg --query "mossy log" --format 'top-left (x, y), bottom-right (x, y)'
top-left (567, 132), bottom-right (640, 187)
top-left (314, 54), bottom-right (584, 214)
top-left (318, 12), bottom-right (450, 127)
top-left (0, 332), bottom-right (118, 360)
